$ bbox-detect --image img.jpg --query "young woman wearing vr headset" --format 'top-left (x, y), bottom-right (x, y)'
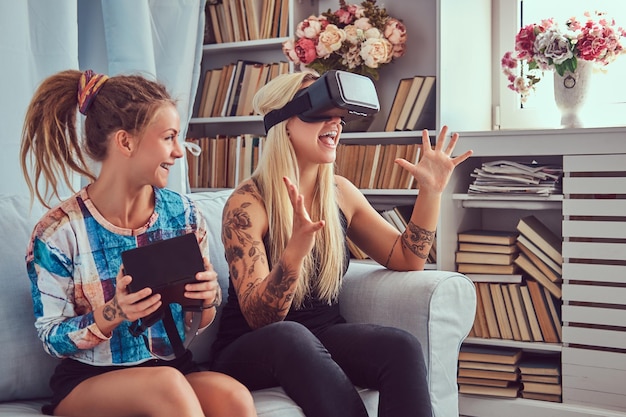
top-left (211, 71), bottom-right (473, 417)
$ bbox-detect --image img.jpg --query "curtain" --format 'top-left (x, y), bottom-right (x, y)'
top-left (0, 0), bottom-right (205, 196)
top-left (89, 0), bottom-right (206, 193)
top-left (0, 0), bottom-right (79, 196)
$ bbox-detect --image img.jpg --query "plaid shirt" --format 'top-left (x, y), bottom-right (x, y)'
top-left (26, 187), bottom-right (209, 365)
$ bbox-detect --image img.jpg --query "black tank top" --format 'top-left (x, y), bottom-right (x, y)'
top-left (210, 210), bottom-right (350, 359)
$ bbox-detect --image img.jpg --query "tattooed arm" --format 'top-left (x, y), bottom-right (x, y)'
top-left (340, 126), bottom-right (472, 271)
top-left (222, 179), bottom-right (323, 329)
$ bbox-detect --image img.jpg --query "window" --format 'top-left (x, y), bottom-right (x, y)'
top-left (495, 0), bottom-right (626, 130)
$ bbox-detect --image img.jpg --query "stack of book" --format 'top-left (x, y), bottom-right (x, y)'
top-left (457, 345), bottom-right (522, 398)
top-left (456, 230), bottom-right (520, 276)
top-left (513, 215), bottom-right (563, 343)
top-left (384, 75), bottom-right (436, 132)
top-left (460, 221), bottom-right (563, 343)
top-left (519, 354), bottom-right (562, 403)
top-left (468, 160), bottom-right (563, 196)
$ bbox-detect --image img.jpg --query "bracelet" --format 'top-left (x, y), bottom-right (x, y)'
top-left (200, 300), bottom-right (220, 310)
top-left (201, 286), bottom-right (222, 310)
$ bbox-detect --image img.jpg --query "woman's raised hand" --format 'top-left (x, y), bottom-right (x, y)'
top-left (283, 176), bottom-right (325, 261)
top-left (395, 126), bottom-right (473, 194)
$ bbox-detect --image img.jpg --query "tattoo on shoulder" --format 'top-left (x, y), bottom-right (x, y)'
top-left (401, 222), bottom-right (435, 260)
top-left (222, 201), bottom-right (266, 288)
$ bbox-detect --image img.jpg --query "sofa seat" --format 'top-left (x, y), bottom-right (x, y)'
top-left (0, 190), bottom-right (475, 417)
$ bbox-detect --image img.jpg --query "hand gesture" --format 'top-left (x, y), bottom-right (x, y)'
top-left (395, 125), bottom-right (473, 194)
top-left (283, 176), bottom-right (325, 261)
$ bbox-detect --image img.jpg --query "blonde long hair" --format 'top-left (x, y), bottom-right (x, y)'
top-left (251, 72), bottom-right (346, 307)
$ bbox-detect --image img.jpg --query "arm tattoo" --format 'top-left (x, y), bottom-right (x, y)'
top-left (384, 235), bottom-right (401, 267)
top-left (244, 259), bottom-right (297, 328)
top-left (223, 197), bottom-right (297, 327)
top-left (102, 297), bottom-right (128, 322)
top-left (401, 221), bottom-right (435, 260)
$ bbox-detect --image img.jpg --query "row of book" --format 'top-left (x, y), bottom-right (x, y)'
top-left (468, 160), bottom-right (563, 196)
top-left (470, 280), bottom-right (561, 343)
top-left (458, 345), bottom-right (561, 402)
top-left (458, 215), bottom-right (563, 343)
top-left (384, 75), bottom-right (436, 132)
top-left (204, 0), bottom-right (288, 44)
top-left (336, 143), bottom-right (421, 189)
top-left (347, 205), bottom-right (437, 264)
top-left (197, 60), bottom-right (290, 119)
top-left (186, 135), bottom-right (265, 189)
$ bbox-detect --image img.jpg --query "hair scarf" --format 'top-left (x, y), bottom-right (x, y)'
top-left (77, 69), bottom-right (109, 115)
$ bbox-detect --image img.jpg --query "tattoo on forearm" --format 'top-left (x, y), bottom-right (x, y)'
top-left (244, 259), bottom-right (296, 328)
top-left (102, 297), bottom-right (128, 322)
top-left (401, 222), bottom-right (435, 260)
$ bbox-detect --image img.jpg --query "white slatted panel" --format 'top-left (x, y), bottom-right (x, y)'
top-left (562, 305), bottom-right (626, 327)
top-left (563, 177), bottom-right (626, 194)
top-left (562, 348), bottom-right (626, 412)
top-left (561, 154), bottom-right (626, 411)
top-left (562, 241), bottom-right (626, 261)
top-left (564, 154), bottom-right (626, 172)
top-left (563, 285), bottom-right (626, 305)
top-left (562, 263), bottom-right (626, 284)
top-left (562, 220), bottom-right (626, 239)
top-left (562, 199), bottom-right (626, 216)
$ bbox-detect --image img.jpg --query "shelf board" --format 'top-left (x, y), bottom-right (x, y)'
top-left (463, 337), bottom-right (562, 352)
top-left (453, 127), bottom-right (626, 157)
top-left (202, 37), bottom-right (289, 53)
top-left (452, 194), bottom-right (563, 209)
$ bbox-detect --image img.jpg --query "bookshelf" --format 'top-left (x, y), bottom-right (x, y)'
top-left (186, 0), bottom-right (626, 415)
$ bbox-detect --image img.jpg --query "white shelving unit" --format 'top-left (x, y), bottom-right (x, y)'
top-left (187, 0), bottom-right (626, 415)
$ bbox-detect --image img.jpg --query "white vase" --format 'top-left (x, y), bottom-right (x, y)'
top-left (553, 60), bottom-right (592, 128)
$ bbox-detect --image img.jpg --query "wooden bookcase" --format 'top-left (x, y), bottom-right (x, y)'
top-left (186, 0), bottom-right (626, 415)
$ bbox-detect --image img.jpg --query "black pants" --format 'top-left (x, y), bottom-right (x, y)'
top-left (210, 321), bottom-right (433, 417)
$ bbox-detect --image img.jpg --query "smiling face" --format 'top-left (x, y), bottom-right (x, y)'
top-left (132, 103), bottom-right (183, 188)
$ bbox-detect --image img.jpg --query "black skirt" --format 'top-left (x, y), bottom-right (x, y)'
top-left (43, 350), bottom-right (199, 415)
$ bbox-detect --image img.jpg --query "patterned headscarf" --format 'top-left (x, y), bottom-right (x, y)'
top-left (77, 69), bottom-right (109, 115)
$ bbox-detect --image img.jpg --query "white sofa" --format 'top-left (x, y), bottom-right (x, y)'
top-left (0, 189), bottom-right (476, 417)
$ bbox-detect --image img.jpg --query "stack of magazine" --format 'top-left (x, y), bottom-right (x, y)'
top-left (468, 160), bottom-right (563, 196)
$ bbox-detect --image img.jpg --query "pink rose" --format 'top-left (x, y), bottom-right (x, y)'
top-left (294, 38), bottom-right (318, 64)
top-left (282, 39), bottom-right (301, 65)
top-left (515, 24), bottom-right (537, 59)
top-left (384, 18), bottom-right (407, 47)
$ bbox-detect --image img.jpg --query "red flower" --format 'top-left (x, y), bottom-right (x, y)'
top-left (294, 38), bottom-right (318, 64)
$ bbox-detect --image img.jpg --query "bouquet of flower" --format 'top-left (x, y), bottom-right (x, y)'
top-left (501, 11), bottom-right (626, 102)
top-left (282, 0), bottom-right (407, 80)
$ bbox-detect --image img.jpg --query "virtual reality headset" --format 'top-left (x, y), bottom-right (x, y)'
top-left (263, 70), bottom-right (380, 133)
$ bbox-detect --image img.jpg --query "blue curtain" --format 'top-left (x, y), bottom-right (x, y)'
top-left (0, 0), bottom-right (79, 196)
top-left (98, 0), bottom-right (206, 193)
top-left (0, 0), bottom-right (205, 196)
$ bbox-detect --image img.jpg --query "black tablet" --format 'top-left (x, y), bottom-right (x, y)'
top-left (121, 233), bottom-right (205, 309)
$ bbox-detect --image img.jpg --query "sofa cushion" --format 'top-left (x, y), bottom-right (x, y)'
top-left (186, 190), bottom-right (233, 364)
top-left (0, 194), bottom-right (58, 402)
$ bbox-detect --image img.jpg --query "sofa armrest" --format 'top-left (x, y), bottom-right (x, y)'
top-left (339, 261), bottom-right (476, 417)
